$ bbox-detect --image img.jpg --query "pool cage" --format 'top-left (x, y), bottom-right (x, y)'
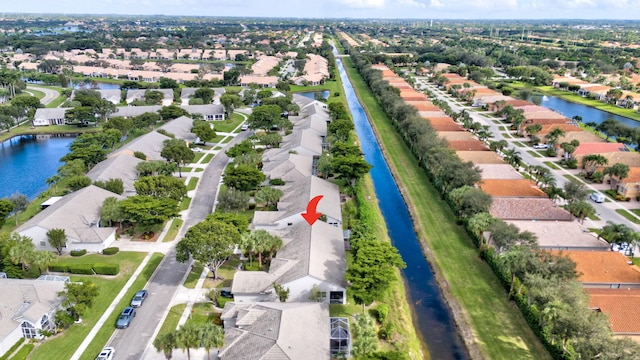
top-left (330, 317), bottom-right (351, 358)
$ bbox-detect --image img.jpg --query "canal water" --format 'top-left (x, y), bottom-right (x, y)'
top-left (0, 135), bottom-right (74, 200)
top-left (336, 57), bottom-right (468, 358)
top-left (539, 95), bottom-right (640, 129)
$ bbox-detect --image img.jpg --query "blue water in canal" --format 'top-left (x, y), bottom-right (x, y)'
top-left (336, 58), bottom-right (467, 359)
top-left (0, 135), bottom-right (74, 200)
top-left (539, 95), bottom-right (640, 128)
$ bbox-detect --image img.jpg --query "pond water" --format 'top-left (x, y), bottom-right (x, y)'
top-left (0, 135), bottom-right (74, 200)
top-left (538, 95), bottom-right (640, 129)
top-left (336, 54), bottom-right (467, 359)
top-left (297, 90), bottom-right (330, 100)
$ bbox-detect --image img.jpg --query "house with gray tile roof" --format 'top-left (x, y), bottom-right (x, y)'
top-left (108, 105), bottom-right (161, 119)
top-left (158, 116), bottom-right (197, 143)
top-left (263, 128), bottom-right (324, 161)
top-left (291, 113), bottom-right (329, 137)
top-left (86, 154), bottom-right (142, 197)
top-left (33, 108), bottom-right (69, 126)
top-left (232, 220), bottom-right (347, 304)
top-left (219, 302), bottom-right (330, 360)
top-left (0, 279), bottom-right (65, 357)
top-left (97, 89), bottom-right (122, 104)
top-left (262, 153), bottom-right (314, 183)
top-left (181, 104), bottom-right (225, 121)
top-left (253, 176), bottom-right (341, 230)
top-left (16, 185), bottom-right (123, 253)
top-left (110, 131), bottom-right (171, 161)
top-left (126, 89), bottom-right (174, 106)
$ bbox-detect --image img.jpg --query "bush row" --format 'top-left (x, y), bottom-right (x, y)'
top-left (49, 263), bottom-right (119, 275)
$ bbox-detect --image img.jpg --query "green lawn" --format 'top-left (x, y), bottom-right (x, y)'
top-left (501, 132), bottom-right (512, 138)
top-left (214, 112), bottom-right (246, 133)
top-left (192, 152), bottom-right (205, 162)
top-left (563, 174), bottom-right (585, 183)
top-left (180, 196), bottom-right (192, 211)
top-left (543, 161), bottom-right (561, 170)
top-left (25, 88), bottom-right (46, 99)
top-left (184, 263), bottom-right (205, 289)
top-left (0, 123), bottom-right (99, 144)
top-left (46, 95), bottom-right (68, 108)
top-left (615, 209), bottom-right (640, 224)
top-left (29, 252), bottom-right (148, 360)
top-left (343, 57), bottom-right (550, 360)
top-left (527, 151), bottom-right (542, 158)
top-left (163, 218), bottom-right (183, 242)
top-left (186, 178), bottom-right (198, 191)
top-left (185, 303), bottom-right (220, 326)
top-left (79, 253), bottom-right (164, 360)
top-left (202, 154), bottom-right (214, 163)
top-left (8, 344), bottom-right (34, 360)
top-left (156, 304), bottom-right (187, 337)
top-left (512, 141), bottom-right (525, 147)
top-left (180, 166), bottom-right (192, 173)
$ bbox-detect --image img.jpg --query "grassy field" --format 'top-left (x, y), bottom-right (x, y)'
top-left (163, 218), bottom-right (183, 242)
top-left (29, 252), bottom-right (148, 360)
top-left (343, 57), bottom-right (551, 360)
top-left (79, 253), bottom-right (164, 360)
top-left (156, 304), bottom-right (187, 336)
top-left (0, 123), bottom-right (99, 143)
top-left (184, 263), bottom-right (205, 288)
top-left (214, 112), bottom-right (245, 133)
top-left (202, 154), bottom-right (214, 163)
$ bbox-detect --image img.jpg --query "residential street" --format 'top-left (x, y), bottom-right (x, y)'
top-left (416, 78), bottom-right (640, 231)
top-left (26, 85), bottom-right (60, 106)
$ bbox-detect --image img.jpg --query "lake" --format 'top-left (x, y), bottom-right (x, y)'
top-left (539, 95), bottom-right (640, 129)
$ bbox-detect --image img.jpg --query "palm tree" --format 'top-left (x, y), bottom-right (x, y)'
top-left (200, 323), bottom-right (224, 360)
top-left (582, 154), bottom-right (608, 177)
top-left (545, 127), bottom-right (566, 148)
top-left (503, 148), bottom-right (522, 169)
top-left (175, 322), bottom-right (201, 360)
top-left (9, 240), bottom-right (34, 271)
top-left (153, 332), bottom-right (177, 360)
top-left (266, 234), bottom-right (284, 261)
top-left (31, 250), bottom-right (56, 274)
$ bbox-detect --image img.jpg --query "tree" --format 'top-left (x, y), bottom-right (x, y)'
top-left (192, 122), bottom-right (216, 143)
top-left (67, 175), bottom-right (92, 191)
top-left (565, 201), bottom-right (595, 224)
top-left (200, 322), bottom-right (224, 360)
top-left (220, 93), bottom-right (242, 119)
top-left (134, 175), bottom-right (187, 201)
top-left (8, 193), bottom-right (28, 226)
top-left (31, 250), bottom-right (56, 274)
top-left (223, 165), bottom-right (266, 191)
top-left (100, 197), bottom-right (123, 228)
top-left (0, 199), bottom-right (14, 228)
top-left (153, 332), bottom-right (176, 360)
top-left (328, 102), bottom-right (350, 121)
top-left (272, 282), bottom-right (290, 302)
top-left (346, 239), bottom-right (406, 307)
top-left (328, 119), bottom-right (354, 142)
top-left (157, 59), bottom-right (174, 73)
top-left (467, 212), bottom-right (496, 239)
top-left (176, 219), bottom-right (240, 279)
top-left (216, 188), bottom-right (250, 212)
top-left (563, 181), bottom-right (590, 204)
top-left (59, 281), bottom-right (99, 321)
top-left (159, 77), bottom-right (179, 89)
top-left (46, 229), bottom-right (67, 255)
top-left (352, 314), bottom-right (378, 357)
top-left (247, 105), bottom-right (281, 130)
top-left (254, 186), bottom-right (283, 209)
top-left (159, 105), bottom-right (189, 121)
top-left (206, 212), bottom-right (249, 234)
top-left (582, 154), bottom-right (608, 178)
top-left (599, 221), bottom-right (636, 245)
top-left (93, 178), bottom-right (124, 195)
top-left (161, 139), bottom-right (195, 177)
top-left (605, 163), bottom-right (630, 190)
top-left (193, 87), bottom-right (214, 104)
top-left (331, 155), bottom-right (372, 186)
top-left (119, 195), bottom-right (179, 227)
top-left (225, 139), bottom-right (255, 158)
top-left (488, 220), bottom-right (538, 254)
top-left (545, 127), bottom-right (566, 148)
top-left (447, 185), bottom-right (492, 218)
top-left (9, 236), bottom-right (35, 271)
top-left (174, 322), bottom-right (200, 360)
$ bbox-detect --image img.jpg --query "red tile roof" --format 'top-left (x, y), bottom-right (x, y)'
top-left (587, 288), bottom-right (640, 334)
top-left (555, 251), bottom-right (640, 284)
top-left (407, 101), bottom-right (440, 111)
top-left (447, 139), bottom-right (489, 151)
top-left (573, 142), bottom-right (626, 156)
top-left (480, 179), bottom-right (546, 197)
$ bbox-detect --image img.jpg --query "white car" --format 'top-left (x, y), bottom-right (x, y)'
top-left (590, 192), bottom-right (605, 203)
top-left (96, 347), bottom-right (115, 360)
top-left (241, 124), bottom-right (249, 131)
top-left (532, 143), bottom-right (548, 150)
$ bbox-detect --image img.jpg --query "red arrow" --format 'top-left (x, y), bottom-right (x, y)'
top-left (301, 195), bottom-right (324, 225)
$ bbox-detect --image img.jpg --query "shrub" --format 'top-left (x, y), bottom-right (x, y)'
top-left (376, 304), bottom-right (389, 323)
top-left (243, 262), bottom-right (262, 271)
top-left (68, 263), bottom-right (94, 275)
top-left (378, 322), bottom-right (396, 340)
top-left (133, 151), bottom-right (147, 160)
top-left (70, 249), bottom-right (87, 257)
top-left (269, 178), bottom-right (285, 186)
top-left (102, 247), bottom-right (119, 255)
top-left (48, 264), bottom-right (70, 273)
top-left (93, 263), bottom-right (119, 275)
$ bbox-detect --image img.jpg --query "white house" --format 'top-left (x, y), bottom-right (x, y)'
top-left (232, 220), bottom-right (347, 304)
top-left (110, 131), bottom-right (172, 161)
top-left (219, 302), bottom-right (330, 360)
top-left (16, 186), bottom-right (123, 253)
top-left (0, 279), bottom-right (66, 357)
top-left (32, 108), bottom-right (68, 126)
top-left (181, 104), bottom-right (225, 121)
top-left (125, 89), bottom-right (174, 106)
top-left (157, 115), bottom-right (198, 143)
top-left (97, 89), bottom-right (122, 104)
top-left (86, 154), bottom-right (143, 197)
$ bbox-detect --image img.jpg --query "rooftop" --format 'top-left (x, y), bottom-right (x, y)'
top-left (480, 179), bottom-right (546, 197)
top-left (447, 139), bottom-right (489, 152)
top-left (508, 220), bottom-right (609, 249)
top-left (490, 197), bottom-right (573, 221)
top-left (587, 288), bottom-right (640, 334)
top-left (456, 151), bottom-right (505, 164)
top-left (553, 251), bottom-right (640, 284)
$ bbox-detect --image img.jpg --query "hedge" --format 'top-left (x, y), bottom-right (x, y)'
top-left (70, 249), bottom-right (87, 257)
top-left (0, 338), bottom-right (24, 360)
top-left (102, 247), bottom-right (120, 255)
top-left (93, 263), bottom-right (119, 275)
top-left (68, 263), bottom-right (94, 275)
top-left (48, 264), bottom-right (70, 273)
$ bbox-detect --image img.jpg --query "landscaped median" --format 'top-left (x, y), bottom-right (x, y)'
top-left (26, 252), bottom-right (162, 360)
top-left (342, 57), bottom-right (551, 359)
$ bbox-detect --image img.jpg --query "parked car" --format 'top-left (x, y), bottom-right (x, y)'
top-left (95, 347), bottom-right (115, 360)
top-left (219, 289), bottom-right (234, 298)
top-left (241, 124), bottom-right (249, 131)
top-left (130, 290), bottom-right (148, 308)
top-left (116, 307), bottom-right (136, 329)
top-left (533, 143), bottom-right (548, 149)
top-left (590, 192), bottom-right (605, 203)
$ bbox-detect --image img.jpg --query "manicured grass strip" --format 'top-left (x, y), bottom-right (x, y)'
top-left (25, 88), bottom-right (45, 99)
top-left (186, 178), bottom-right (198, 191)
top-left (180, 197), bottom-right (192, 211)
top-left (192, 152), bottom-right (205, 162)
top-left (163, 218), bottom-right (183, 243)
top-left (615, 209), bottom-right (640, 224)
top-left (527, 151), bottom-right (542, 158)
top-left (156, 304), bottom-right (186, 337)
top-left (180, 166), bottom-right (192, 173)
top-left (501, 132), bottom-right (512, 138)
top-left (8, 344), bottom-right (34, 360)
top-left (562, 174), bottom-right (585, 184)
top-left (220, 136), bottom-right (232, 144)
top-left (543, 161), bottom-right (561, 170)
top-left (183, 263), bottom-right (205, 289)
top-left (46, 95), bottom-right (67, 108)
top-left (512, 141), bottom-right (525, 147)
top-left (29, 252), bottom-right (147, 360)
top-left (79, 253), bottom-right (164, 360)
top-left (195, 168), bottom-right (204, 172)
top-left (202, 154), bottom-right (214, 163)
top-left (213, 113), bottom-right (246, 133)
top-left (343, 57), bottom-right (550, 360)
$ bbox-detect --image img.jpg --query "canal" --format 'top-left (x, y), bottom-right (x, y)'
top-left (0, 135), bottom-right (74, 200)
top-left (538, 95), bottom-right (640, 129)
top-left (336, 57), bottom-right (468, 358)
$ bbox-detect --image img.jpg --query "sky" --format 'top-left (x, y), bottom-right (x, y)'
top-left (2, 0), bottom-right (640, 20)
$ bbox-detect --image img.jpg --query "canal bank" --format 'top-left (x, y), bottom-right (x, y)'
top-left (336, 59), bottom-right (469, 359)
top-left (339, 56), bottom-right (551, 359)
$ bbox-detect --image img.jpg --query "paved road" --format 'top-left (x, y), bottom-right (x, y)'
top-left (416, 79), bottom-right (639, 230)
top-left (108, 131), bottom-right (251, 360)
top-left (26, 85), bottom-right (60, 106)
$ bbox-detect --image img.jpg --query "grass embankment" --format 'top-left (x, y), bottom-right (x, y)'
top-left (510, 81), bottom-right (640, 122)
top-left (163, 218), bottom-right (183, 242)
top-left (79, 253), bottom-right (164, 360)
top-left (29, 252), bottom-right (148, 360)
top-left (343, 57), bottom-right (550, 360)
top-left (0, 123), bottom-right (99, 143)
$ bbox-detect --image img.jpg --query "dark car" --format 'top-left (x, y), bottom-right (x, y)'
top-left (130, 290), bottom-right (148, 308)
top-left (116, 307), bottom-right (136, 329)
top-left (219, 289), bottom-right (234, 298)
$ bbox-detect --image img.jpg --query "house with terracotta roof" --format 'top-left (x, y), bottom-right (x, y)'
top-left (587, 288), bottom-right (640, 338)
top-left (480, 179), bottom-right (547, 197)
top-left (486, 99), bottom-right (532, 112)
top-left (476, 164), bottom-right (523, 180)
top-left (447, 139), bottom-right (489, 152)
top-left (508, 220), bottom-right (608, 250)
top-left (490, 197), bottom-right (573, 221)
top-left (457, 151), bottom-right (505, 164)
top-left (427, 119), bottom-right (465, 131)
top-left (573, 142), bottom-right (627, 166)
top-left (537, 123), bottom-right (583, 136)
top-left (406, 101), bottom-right (440, 111)
top-left (614, 167), bottom-right (640, 198)
top-left (437, 131), bottom-right (477, 141)
top-left (556, 251), bottom-right (640, 288)
top-left (558, 131), bottom-right (606, 145)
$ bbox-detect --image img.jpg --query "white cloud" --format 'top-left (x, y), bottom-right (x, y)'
top-left (398, 0), bottom-right (426, 7)
top-left (429, 0), bottom-right (443, 7)
top-left (339, 0), bottom-right (387, 8)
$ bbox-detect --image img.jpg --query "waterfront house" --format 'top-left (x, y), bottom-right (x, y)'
top-left (33, 108), bottom-right (68, 126)
top-left (110, 131), bottom-right (172, 161)
top-left (86, 154), bottom-right (143, 197)
top-left (0, 279), bottom-right (65, 357)
top-left (126, 89), bottom-right (174, 106)
top-left (97, 89), bottom-right (122, 104)
top-left (16, 185), bottom-right (123, 253)
top-left (554, 251), bottom-right (640, 289)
